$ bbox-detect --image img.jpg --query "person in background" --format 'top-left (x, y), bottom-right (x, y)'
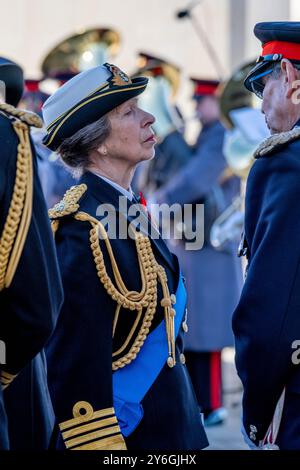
top-left (132, 52), bottom-right (190, 194)
top-left (19, 78), bottom-right (75, 208)
top-left (0, 57), bottom-right (63, 449)
top-left (156, 78), bottom-right (243, 426)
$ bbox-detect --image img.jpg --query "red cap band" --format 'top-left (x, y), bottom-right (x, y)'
top-left (25, 80), bottom-right (40, 92)
top-left (262, 40), bottom-right (300, 61)
top-left (194, 83), bottom-right (218, 96)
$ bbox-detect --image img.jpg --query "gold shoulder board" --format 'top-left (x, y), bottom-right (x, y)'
top-left (0, 103), bottom-right (43, 128)
top-left (49, 184), bottom-right (88, 219)
top-left (255, 126), bottom-right (300, 158)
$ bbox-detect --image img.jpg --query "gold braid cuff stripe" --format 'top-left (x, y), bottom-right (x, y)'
top-left (59, 401), bottom-right (126, 450)
top-left (72, 434), bottom-right (126, 450)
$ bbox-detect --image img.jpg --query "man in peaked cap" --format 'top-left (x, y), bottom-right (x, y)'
top-left (0, 56), bottom-right (63, 449)
top-left (233, 22), bottom-right (300, 450)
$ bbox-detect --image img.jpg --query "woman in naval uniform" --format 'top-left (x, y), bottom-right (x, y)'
top-left (42, 63), bottom-right (208, 450)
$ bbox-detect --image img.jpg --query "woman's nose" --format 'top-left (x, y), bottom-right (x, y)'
top-left (142, 110), bottom-right (155, 127)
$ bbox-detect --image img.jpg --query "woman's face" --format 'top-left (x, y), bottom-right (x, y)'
top-left (103, 98), bottom-right (156, 164)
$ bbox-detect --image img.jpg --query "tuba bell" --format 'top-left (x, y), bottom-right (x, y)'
top-left (219, 60), bottom-right (268, 179)
top-left (41, 27), bottom-right (120, 78)
top-left (38, 27), bottom-right (120, 95)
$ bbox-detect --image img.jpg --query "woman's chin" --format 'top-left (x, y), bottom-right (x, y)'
top-left (140, 149), bottom-right (156, 162)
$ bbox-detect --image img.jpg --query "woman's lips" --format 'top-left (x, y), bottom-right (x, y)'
top-left (144, 134), bottom-right (156, 143)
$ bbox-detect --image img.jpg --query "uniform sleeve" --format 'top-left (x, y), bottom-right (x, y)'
top-left (155, 125), bottom-right (227, 205)
top-left (0, 122), bottom-right (63, 388)
top-left (232, 151), bottom-right (300, 444)
top-left (46, 218), bottom-right (126, 450)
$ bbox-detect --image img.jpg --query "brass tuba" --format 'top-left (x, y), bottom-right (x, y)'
top-left (41, 27), bottom-right (120, 79)
top-left (38, 27), bottom-right (120, 97)
top-left (219, 60), bottom-right (264, 179)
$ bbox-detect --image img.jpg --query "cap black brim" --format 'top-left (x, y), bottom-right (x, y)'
top-left (244, 61), bottom-right (273, 93)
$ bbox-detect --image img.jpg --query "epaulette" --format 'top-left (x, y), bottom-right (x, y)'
top-left (0, 103), bottom-right (43, 128)
top-left (49, 184), bottom-right (87, 219)
top-left (254, 126), bottom-right (300, 158)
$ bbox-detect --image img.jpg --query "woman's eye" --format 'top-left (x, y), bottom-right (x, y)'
top-left (124, 109), bottom-right (132, 115)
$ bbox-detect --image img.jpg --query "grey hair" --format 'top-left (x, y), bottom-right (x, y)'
top-left (57, 114), bottom-right (111, 178)
top-left (271, 61), bottom-right (300, 79)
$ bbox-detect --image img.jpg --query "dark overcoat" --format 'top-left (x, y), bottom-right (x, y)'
top-left (233, 124), bottom-right (300, 449)
top-left (0, 108), bottom-right (63, 449)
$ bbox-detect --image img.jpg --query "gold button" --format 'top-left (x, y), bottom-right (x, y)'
top-left (170, 294), bottom-right (176, 305)
top-left (180, 353), bottom-right (186, 364)
top-left (182, 321), bottom-right (188, 333)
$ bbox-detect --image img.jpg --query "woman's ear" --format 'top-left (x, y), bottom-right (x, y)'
top-left (282, 59), bottom-right (300, 99)
top-left (97, 144), bottom-right (108, 156)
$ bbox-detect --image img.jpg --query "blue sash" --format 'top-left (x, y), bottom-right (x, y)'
top-left (113, 274), bottom-right (186, 437)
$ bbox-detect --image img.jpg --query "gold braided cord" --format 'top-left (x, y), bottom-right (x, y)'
top-left (112, 305), bottom-right (144, 358)
top-left (74, 212), bottom-right (156, 309)
top-left (0, 120), bottom-right (33, 291)
top-left (157, 266), bottom-right (176, 367)
top-left (51, 219), bottom-right (60, 235)
top-left (73, 211), bottom-right (176, 370)
top-left (112, 304), bottom-right (121, 338)
top-left (0, 103), bottom-right (43, 128)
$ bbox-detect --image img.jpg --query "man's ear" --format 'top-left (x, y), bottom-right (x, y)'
top-left (281, 59), bottom-right (300, 98)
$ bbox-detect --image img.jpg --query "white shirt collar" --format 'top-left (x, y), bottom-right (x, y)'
top-left (91, 171), bottom-right (134, 201)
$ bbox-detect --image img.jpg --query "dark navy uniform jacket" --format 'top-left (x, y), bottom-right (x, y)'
top-left (0, 109), bottom-right (64, 449)
top-left (47, 171), bottom-right (208, 451)
top-left (232, 123), bottom-right (300, 448)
